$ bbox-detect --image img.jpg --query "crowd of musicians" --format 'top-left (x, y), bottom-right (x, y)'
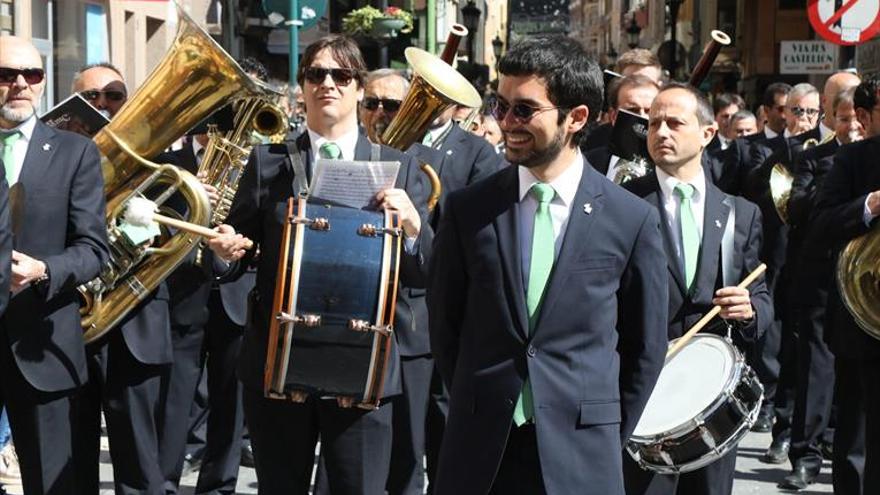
top-left (0, 23), bottom-right (878, 495)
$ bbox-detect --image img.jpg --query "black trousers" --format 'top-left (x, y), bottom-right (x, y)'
top-left (788, 300), bottom-right (835, 469)
top-left (833, 358), bottom-right (874, 495)
top-left (424, 366), bottom-right (449, 494)
top-left (0, 334), bottom-right (77, 495)
top-left (243, 386), bottom-right (392, 495)
top-left (73, 331), bottom-right (168, 495)
top-left (387, 355), bottom-right (434, 495)
top-left (622, 446), bottom-right (737, 495)
top-left (488, 424), bottom-right (546, 495)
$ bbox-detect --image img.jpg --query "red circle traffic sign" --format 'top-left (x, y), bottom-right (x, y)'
top-left (808, 0), bottom-right (880, 46)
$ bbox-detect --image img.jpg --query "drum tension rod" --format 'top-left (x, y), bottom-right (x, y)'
top-left (276, 311), bottom-right (322, 327)
top-left (357, 224), bottom-right (401, 238)
top-left (291, 216), bottom-right (330, 231)
top-left (348, 319), bottom-right (393, 337)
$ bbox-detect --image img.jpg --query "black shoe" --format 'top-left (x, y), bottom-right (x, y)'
top-left (819, 441), bottom-right (834, 460)
top-left (778, 463), bottom-right (820, 490)
top-left (751, 414), bottom-right (773, 433)
top-left (183, 449), bottom-right (204, 475)
top-left (240, 443), bottom-right (255, 468)
top-left (762, 438), bottom-right (790, 464)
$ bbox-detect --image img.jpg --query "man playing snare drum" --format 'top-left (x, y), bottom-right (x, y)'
top-left (623, 83), bottom-right (773, 495)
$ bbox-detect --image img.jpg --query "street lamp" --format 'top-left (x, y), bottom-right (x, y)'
top-left (492, 35), bottom-right (503, 65)
top-left (461, 0), bottom-right (481, 62)
top-left (626, 16), bottom-right (641, 49)
top-left (666, 0), bottom-right (683, 77)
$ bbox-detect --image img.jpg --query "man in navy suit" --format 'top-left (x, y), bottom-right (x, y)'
top-left (622, 83), bottom-right (772, 495)
top-left (427, 35), bottom-right (668, 495)
top-left (208, 35), bottom-right (432, 494)
top-left (0, 36), bottom-right (109, 494)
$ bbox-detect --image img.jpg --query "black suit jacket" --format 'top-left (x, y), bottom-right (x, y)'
top-left (813, 136), bottom-right (880, 359)
top-left (0, 120), bottom-right (108, 392)
top-left (0, 169), bottom-right (10, 318)
top-left (581, 121), bottom-right (612, 151)
top-left (585, 146), bottom-right (612, 176)
top-left (224, 131), bottom-right (432, 398)
top-left (428, 163), bottom-right (668, 495)
top-left (625, 174), bottom-right (772, 344)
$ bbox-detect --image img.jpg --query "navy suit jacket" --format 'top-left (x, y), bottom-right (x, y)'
top-left (625, 174), bottom-right (772, 344)
top-left (428, 162), bottom-right (668, 495)
top-left (813, 136), bottom-right (880, 360)
top-left (1, 121), bottom-right (108, 392)
top-left (224, 131), bottom-right (432, 398)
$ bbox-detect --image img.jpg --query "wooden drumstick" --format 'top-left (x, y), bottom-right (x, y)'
top-left (665, 263), bottom-right (767, 359)
top-left (124, 197), bottom-right (253, 249)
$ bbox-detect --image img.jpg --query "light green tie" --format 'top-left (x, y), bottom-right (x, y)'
top-left (674, 183), bottom-right (700, 291)
top-left (422, 132), bottom-right (433, 147)
top-left (319, 142), bottom-right (341, 159)
top-left (513, 182), bottom-right (556, 426)
top-left (1, 130), bottom-right (21, 186)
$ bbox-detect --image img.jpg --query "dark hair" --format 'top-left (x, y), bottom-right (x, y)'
top-left (607, 74), bottom-right (660, 109)
top-left (615, 48), bottom-right (661, 73)
top-left (658, 82), bottom-right (715, 126)
top-left (853, 77), bottom-right (880, 113)
top-left (498, 35), bottom-right (603, 145)
top-left (762, 82), bottom-right (793, 108)
top-left (712, 92), bottom-right (745, 115)
top-left (297, 35), bottom-right (366, 88)
top-left (239, 57), bottom-right (268, 82)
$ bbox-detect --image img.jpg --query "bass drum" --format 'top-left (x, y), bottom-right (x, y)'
top-left (627, 334), bottom-right (763, 474)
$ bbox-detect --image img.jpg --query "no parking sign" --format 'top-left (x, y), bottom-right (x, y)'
top-left (808, 0), bottom-right (880, 45)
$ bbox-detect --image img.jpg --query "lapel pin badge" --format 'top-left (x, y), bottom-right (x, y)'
top-left (446, 150), bottom-right (453, 155)
top-left (583, 203), bottom-right (593, 215)
top-left (715, 219), bottom-right (722, 228)
top-left (42, 143), bottom-right (51, 151)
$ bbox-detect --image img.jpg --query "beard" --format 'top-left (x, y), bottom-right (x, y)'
top-left (504, 125), bottom-right (566, 169)
top-left (0, 103), bottom-right (35, 124)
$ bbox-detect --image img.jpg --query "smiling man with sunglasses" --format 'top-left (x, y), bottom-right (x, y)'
top-left (207, 34), bottom-right (431, 495)
top-left (0, 35), bottom-right (109, 495)
top-left (427, 35), bottom-right (668, 495)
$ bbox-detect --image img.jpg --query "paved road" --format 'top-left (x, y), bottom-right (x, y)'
top-left (91, 429), bottom-right (836, 494)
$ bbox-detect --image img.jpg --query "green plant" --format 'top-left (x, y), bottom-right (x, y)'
top-left (342, 6), bottom-right (413, 36)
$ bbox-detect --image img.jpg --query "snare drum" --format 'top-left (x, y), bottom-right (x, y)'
top-left (627, 334), bottom-right (763, 474)
top-left (264, 197), bottom-right (401, 408)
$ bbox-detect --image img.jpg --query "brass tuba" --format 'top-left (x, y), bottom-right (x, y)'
top-left (836, 224), bottom-right (880, 340)
top-left (769, 133), bottom-right (832, 224)
top-left (80, 2), bottom-right (276, 343)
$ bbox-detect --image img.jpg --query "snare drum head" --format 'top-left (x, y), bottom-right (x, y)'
top-left (632, 335), bottom-right (737, 438)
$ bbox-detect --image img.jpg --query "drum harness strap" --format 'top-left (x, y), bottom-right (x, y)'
top-left (285, 141), bottom-right (383, 197)
top-left (720, 195), bottom-right (737, 340)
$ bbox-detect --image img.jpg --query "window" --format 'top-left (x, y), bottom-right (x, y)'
top-left (85, 3), bottom-right (109, 64)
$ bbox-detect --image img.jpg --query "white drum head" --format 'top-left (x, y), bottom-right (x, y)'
top-left (632, 335), bottom-right (736, 437)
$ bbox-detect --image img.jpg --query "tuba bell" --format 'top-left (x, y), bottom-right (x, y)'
top-left (769, 133), bottom-right (833, 224)
top-left (80, 2), bottom-right (277, 343)
top-left (836, 224), bottom-right (880, 340)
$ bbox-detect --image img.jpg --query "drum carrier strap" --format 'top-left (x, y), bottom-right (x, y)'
top-left (721, 194), bottom-right (736, 340)
top-left (286, 141), bottom-right (309, 197)
top-left (371, 143), bottom-right (381, 161)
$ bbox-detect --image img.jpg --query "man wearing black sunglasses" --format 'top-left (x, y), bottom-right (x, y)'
top-left (70, 63), bottom-right (128, 118)
top-left (207, 35), bottom-right (431, 495)
top-left (428, 35), bottom-right (667, 495)
top-left (0, 35), bottom-right (109, 495)
top-left (359, 69), bottom-right (406, 144)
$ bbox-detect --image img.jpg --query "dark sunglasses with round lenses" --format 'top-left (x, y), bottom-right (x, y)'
top-left (304, 67), bottom-right (358, 86)
top-left (362, 97), bottom-right (402, 113)
top-left (0, 67), bottom-right (45, 85)
top-left (79, 89), bottom-right (127, 102)
top-left (491, 99), bottom-right (563, 123)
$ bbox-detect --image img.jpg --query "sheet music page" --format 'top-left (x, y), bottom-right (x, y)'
top-left (309, 159), bottom-right (400, 209)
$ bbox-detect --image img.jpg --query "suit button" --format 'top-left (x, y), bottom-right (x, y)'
top-left (527, 345), bottom-right (537, 357)
top-left (506, 398), bottom-right (514, 407)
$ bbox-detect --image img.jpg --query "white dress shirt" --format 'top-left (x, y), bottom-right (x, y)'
top-left (655, 166), bottom-right (707, 264)
top-left (605, 154), bottom-right (621, 181)
top-left (719, 136), bottom-right (732, 150)
top-left (307, 125), bottom-right (360, 162)
top-left (424, 120), bottom-right (453, 146)
top-left (764, 127), bottom-right (778, 140)
top-left (2, 114), bottom-right (37, 185)
top-left (518, 152), bottom-right (584, 287)
top-left (819, 121), bottom-right (833, 141)
top-left (192, 137), bottom-right (206, 168)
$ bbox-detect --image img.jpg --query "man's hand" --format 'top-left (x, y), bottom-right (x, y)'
top-left (197, 172), bottom-right (221, 210)
top-left (11, 250), bottom-right (47, 292)
top-left (868, 190), bottom-right (880, 217)
top-left (712, 286), bottom-right (754, 321)
top-left (375, 188), bottom-right (421, 238)
top-left (207, 224), bottom-right (251, 262)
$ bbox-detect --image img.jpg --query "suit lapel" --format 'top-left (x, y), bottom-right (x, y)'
top-left (492, 167), bottom-right (528, 342)
top-left (354, 133), bottom-right (372, 160)
top-left (644, 176), bottom-right (688, 296)
top-left (694, 184), bottom-right (729, 302)
top-left (532, 166), bottom-right (604, 331)
top-left (17, 121), bottom-right (58, 188)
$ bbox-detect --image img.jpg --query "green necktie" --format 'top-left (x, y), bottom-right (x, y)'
top-left (422, 132), bottom-right (433, 147)
top-left (1, 130), bottom-right (21, 186)
top-left (513, 182), bottom-right (556, 426)
top-left (674, 183), bottom-right (700, 291)
top-left (319, 141), bottom-right (341, 159)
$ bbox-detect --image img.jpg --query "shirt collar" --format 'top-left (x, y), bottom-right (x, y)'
top-left (820, 121), bottom-right (833, 141)
top-left (307, 124), bottom-right (360, 161)
top-left (191, 137), bottom-right (205, 157)
top-left (655, 164), bottom-right (707, 204)
top-left (3, 114), bottom-right (37, 142)
top-left (517, 151), bottom-right (584, 207)
top-left (427, 119), bottom-right (453, 143)
top-left (764, 127), bottom-right (778, 139)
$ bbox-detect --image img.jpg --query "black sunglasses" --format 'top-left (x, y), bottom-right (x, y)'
top-left (303, 67), bottom-right (358, 86)
top-left (788, 106), bottom-right (820, 118)
top-left (362, 97), bottom-right (402, 112)
top-left (79, 89), bottom-right (127, 102)
top-left (0, 67), bottom-right (45, 85)
top-left (491, 99), bottom-right (563, 123)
